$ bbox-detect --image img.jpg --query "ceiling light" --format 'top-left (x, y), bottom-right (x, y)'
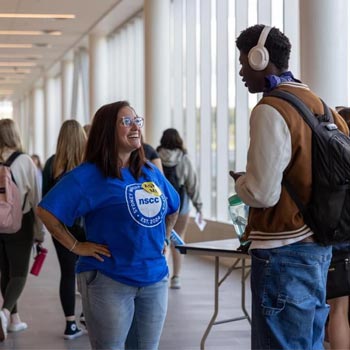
top-left (42, 30), bottom-right (62, 35)
top-left (0, 30), bottom-right (62, 36)
top-left (0, 13), bottom-right (75, 19)
top-left (0, 54), bottom-right (42, 59)
top-left (33, 43), bottom-right (51, 48)
top-left (0, 44), bottom-right (33, 48)
top-left (0, 62), bottom-right (36, 67)
top-left (0, 80), bottom-right (22, 84)
top-left (0, 69), bottom-right (31, 74)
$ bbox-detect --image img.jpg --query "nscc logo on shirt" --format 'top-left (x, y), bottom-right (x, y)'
top-left (126, 183), bottom-right (167, 227)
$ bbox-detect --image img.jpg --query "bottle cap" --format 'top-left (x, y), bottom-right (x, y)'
top-left (228, 194), bottom-right (243, 206)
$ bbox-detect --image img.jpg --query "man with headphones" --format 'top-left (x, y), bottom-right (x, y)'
top-left (230, 25), bottom-right (348, 350)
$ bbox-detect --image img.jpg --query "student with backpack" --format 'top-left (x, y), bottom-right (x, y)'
top-left (157, 128), bottom-right (203, 289)
top-left (230, 25), bottom-right (349, 350)
top-left (143, 142), bottom-right (163, 172)
top-left (326, 106), bottom-right (350, 350)
top-left (42, 120), bottom-right (87, 340)
top-left (0, 119), bottom-right (44, 342)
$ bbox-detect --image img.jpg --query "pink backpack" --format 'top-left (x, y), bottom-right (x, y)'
top-left (0, 152), bottom-right (23, 233)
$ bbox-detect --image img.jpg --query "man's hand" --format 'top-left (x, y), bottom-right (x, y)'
top-left (229, 171), bottom-right (245, 181)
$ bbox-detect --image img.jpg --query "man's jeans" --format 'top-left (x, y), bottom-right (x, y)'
top-left (250, 242), bottom-right (332, 350)
top-left (77, 271), bottom-right (168, 350)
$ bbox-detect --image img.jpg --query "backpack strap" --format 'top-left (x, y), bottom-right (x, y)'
top-left (4, 151), bottom-right (27, 211)
top-left (267, 89), bottom-right (335, 132)
top-left (5, 151), bottom-right (23, 167)
top-left (265, 90), bottom-right (329, 229)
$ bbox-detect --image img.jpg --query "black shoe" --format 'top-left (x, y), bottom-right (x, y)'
top-left (64, 321), bottom-right (84, 340)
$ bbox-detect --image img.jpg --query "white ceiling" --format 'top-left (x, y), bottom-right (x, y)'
top-left (0, 0), bottom-right (143, 101)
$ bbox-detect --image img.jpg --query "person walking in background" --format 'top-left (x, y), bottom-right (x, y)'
top-left (336, 107), bottom-right (350, 127)
top-left (327, 243), bottom-right (350, 350)
top-left (143, 141), bottom-right (163, 172)
top-left (83, 124), bottom-right (91, 137)
top-left (41, 120), bottom-right (87, 340)
top-left (157, 128), bottom-right (202, 289)
top-left (37, 101), bottom-right (179, 350)
top-left (230, 25), bottom-right (349, 349)
top-left (326, 106), bottom-right (350, 350)
top-left (31, 154), bottom-right (43, 191)
top-left (0, 119), bottom-right (44, 341)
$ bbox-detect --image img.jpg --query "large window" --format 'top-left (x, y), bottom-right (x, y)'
top-left (107, 16), bottom-right (144, 117)
top-left (0, 101), bottom-right (13, 119)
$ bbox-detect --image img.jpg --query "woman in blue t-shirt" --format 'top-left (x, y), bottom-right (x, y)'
top-left (37, 101), bottom-right (180, 350)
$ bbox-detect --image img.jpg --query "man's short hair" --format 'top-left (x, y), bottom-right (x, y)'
top-left (236, 24), bottom-right (291, 70)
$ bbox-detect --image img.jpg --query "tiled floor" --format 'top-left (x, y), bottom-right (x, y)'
top-left (0, 238), bottom-right (251, 350)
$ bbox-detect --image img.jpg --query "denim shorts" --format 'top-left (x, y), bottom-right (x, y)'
top-left (249, 242), bottom-right (332, 350)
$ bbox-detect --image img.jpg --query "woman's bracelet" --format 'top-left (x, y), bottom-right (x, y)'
top-left (69, 239), bottom-right (78, 252)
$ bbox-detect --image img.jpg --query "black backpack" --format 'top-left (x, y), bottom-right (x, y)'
top-left (163, 164), bottom-right (185, 212)
top-left (267, 89), bottom-right (350, 245)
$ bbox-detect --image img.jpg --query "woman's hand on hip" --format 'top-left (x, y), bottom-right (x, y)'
top-left (74, 242), bottom-right (111, 262)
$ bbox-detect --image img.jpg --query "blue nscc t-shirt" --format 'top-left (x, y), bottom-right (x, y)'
top-left (39, 162), bottom-right (180, 287)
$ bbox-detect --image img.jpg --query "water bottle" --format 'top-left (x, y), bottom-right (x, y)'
top-left (30, 245), bottom-right (48, 276)
top-left (170, 229), bottom-right (185, 249)
top-left (228, 194), bottom-right (248, 239)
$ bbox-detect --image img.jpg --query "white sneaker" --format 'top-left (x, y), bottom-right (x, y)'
top-left (8, 322), bottom-right (28, 332)
top-left (0, 310), bottom-right (8, 341)
top-left (170, 276), bottom-right (181, 289)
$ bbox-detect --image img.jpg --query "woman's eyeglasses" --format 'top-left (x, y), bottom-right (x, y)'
top-left (120, 116), bottom-right (144, 128)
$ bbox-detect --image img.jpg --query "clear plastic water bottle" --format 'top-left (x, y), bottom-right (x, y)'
top-left (170, 229), bottom-right (185, 248)
top-left (228, 194), bottom-right (249, 239)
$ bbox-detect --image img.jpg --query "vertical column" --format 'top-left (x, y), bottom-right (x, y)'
top-left (61, 58), bottom-right (73, 121)
top-left (216, 0), bottom-right (229, 221)
top-left (134, 17), bottom-right (145, 117)
top-left (284, 0), bottom-right (300, 77)
top-left (300, 0), bottom-right (348, 107)
top-left (43, 78), bottom-right (50, 159)
top-left (12, 100), bottom-right (20, 127)
top-left (44, 77), bottom-right (60, 159)
top-left (71, 50), bottom-right (80, 119)
top-left (185, 0), bottom-right (196, 160)
top-left (33, 87), bottom-right (45, 161)
top-left (200, 0), bottom-right (212, 218)
top-left (27, 90), bottom-right (35, 155)
top-left (257, 0), bottom-right (271, 24)
top-left (144, 0), bottom-right (171, 145)
top-left (89, 34), bottom-right (108, 118)
top-left (172, 0), bottom-right (184, 134)
top-left (235, 1), bottom-right (249, 171)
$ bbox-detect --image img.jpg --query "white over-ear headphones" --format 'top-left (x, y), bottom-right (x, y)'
top-left (248, 26), bottom-right (272, 71)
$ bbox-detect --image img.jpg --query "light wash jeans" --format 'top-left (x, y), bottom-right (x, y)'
top-left (250, 242), bottom-right (332, 350)
top-left (77, 271), bottom-right (168, 350)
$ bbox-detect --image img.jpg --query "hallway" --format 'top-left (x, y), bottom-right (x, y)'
top-left (0, 238), bottom-right (251, 350)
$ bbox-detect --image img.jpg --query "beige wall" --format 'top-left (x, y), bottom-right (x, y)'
top-left (186, 218), bottom-right (235, 243)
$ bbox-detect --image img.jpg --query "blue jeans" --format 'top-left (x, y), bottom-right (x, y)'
top-left (250, 242), bottom-right (332, 350)
top-left (77, 271), bottom-right (168, 350)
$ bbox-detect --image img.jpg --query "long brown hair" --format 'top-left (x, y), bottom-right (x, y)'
top-left (53, 120), bottom-right (87, 178)
top-left (0, 119), bottom-right (23, 161)
top-left (84, 101), bottom-right (148, 179)
top-left (157, 128), bottom-right (187, 153)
